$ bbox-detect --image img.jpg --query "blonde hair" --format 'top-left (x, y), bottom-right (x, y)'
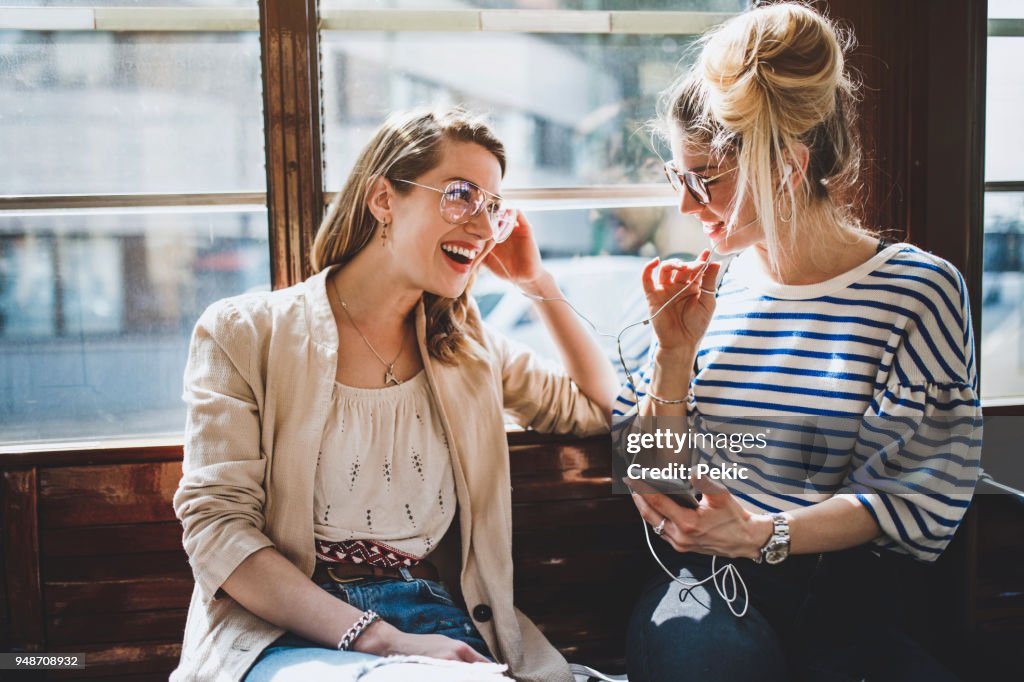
top-left (661, 2), bottom-right (864, 270)
top-left (311, 107), bottom-right (506, 365)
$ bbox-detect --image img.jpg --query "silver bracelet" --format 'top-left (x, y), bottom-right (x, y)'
top-left (337, 609), bottom-right (381, 651)
top-left (646, 364), bottom-right (690, 405)
top-left (646, 391), bottom-right (688, 405)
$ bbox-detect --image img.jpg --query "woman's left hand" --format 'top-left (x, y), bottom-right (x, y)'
top-left (629, 477), bottom-right (774, 560)
top-left (482, 210), bottom-right (549, 294)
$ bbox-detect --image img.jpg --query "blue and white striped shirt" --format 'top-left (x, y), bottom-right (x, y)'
top-left (613, 243), bottom-right (982, 561)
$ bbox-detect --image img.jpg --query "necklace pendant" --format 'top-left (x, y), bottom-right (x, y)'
top-left (384, 365), bottom-right (401, 386)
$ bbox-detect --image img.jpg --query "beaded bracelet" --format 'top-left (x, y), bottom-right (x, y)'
top-left (337, 609), bottom-right (381, 651)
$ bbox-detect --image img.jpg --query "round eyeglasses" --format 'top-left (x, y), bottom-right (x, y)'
top-left (663, 160), bottom-right (736, 207)
top-left (394, 178), bottom-right (517, 243)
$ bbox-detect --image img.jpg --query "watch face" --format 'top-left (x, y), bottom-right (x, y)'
top-left (765, 541), bottom-right (788, 564)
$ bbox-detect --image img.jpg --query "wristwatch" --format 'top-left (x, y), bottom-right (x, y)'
top-left (755, 513), bottom-right (790, 565)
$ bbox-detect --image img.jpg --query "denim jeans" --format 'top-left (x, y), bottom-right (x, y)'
top-left (244, 576), bottom-right (495, 682)
top-left (626, 549), bottom-right (961, 682)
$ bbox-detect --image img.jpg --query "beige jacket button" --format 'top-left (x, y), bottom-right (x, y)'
top-left (472, 604), bottom-right (493, 622)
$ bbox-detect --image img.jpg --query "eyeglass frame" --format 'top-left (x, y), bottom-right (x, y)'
top-left (663, 160), bottom-right (737, 206)
top-left (392, 178), bottom-right (512, 237)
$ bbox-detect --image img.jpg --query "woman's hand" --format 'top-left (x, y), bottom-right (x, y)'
top-left (482, 210), bottom-right (549, 295)
top-left (642, 251), bottom-right (722, 352)
top-left (356, 621), bottom-right (490, 663)
top-left (628, 477), bottom-right (774, 560)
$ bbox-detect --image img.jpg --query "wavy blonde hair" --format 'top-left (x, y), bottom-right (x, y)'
top-left (311, 108), bottom-right (506, 365)
top-left (660, 2), bottom-right (865, 270)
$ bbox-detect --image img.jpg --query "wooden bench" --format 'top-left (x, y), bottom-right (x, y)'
top-left (2, 434), bottom-right (1022, 680)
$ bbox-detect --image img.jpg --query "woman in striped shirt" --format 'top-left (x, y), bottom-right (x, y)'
top-left (619, 4), bottom-right (980, 681)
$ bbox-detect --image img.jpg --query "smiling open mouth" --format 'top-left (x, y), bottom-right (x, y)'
top-left (441, 243), bottom-right (479, 266)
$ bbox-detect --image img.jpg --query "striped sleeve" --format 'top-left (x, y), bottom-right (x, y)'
top-left (612, 329), bottom-right (677, 432)
top-left (841, 258), bottom-right (982, 561)
top-left (611, 360), bottom-right (649, 438)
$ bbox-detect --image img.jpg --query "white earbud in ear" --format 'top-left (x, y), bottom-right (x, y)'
top-left (783, 164), bottom-right (793, 178)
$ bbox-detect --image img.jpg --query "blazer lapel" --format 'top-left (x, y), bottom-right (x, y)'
top-left (415, 301), bottom-right (475, 570)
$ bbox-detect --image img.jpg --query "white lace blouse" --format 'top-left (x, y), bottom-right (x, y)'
top-left (313, 370), bottom-right (456, 561)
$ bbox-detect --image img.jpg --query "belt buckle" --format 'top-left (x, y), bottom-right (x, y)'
top-left (326, 566), bottom-right (365, 584)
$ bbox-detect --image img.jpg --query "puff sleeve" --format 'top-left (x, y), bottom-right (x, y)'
top-left (840, 264), bottom-right (982, 561)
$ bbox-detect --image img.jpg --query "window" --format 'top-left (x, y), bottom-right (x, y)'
top-left (0, 2), bottom-right (267, 444)
top-left (1, 1), bottom-right (752, 445)
top-left (318, 0), bottom-right (747, 370)
top-left (982, 0), bottom-right (1024, 402)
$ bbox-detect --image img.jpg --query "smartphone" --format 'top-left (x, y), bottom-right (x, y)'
top-left (624, 477), bottom-right (700, 509)
top-left (661, 486), bottom-right (700, 509)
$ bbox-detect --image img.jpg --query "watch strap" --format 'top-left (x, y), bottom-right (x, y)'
top-left (757, 513), bottom-right (790, 564)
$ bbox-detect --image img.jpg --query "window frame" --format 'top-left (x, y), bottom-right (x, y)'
top-left (981, 16), bottom-right (1024, 411)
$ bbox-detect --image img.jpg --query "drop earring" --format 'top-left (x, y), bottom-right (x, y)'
top-left (380, 221), bottom-right (389, 247)
top-left (778, 197), bottom-right (793, 223)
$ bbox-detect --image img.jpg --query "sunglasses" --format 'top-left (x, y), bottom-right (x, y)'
top-left (663, 160), bottom-right (736, 207)
top-left (394, 178), bottom-right (517, 243)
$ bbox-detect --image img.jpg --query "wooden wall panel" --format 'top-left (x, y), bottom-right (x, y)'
top-left (47, 610), bottom-right (188, 648)
top-left (42, 522), bottom-right (183, 559)
top-left (37, 462), bottom-right (180, 529)
top-left (45, 577), bottom-right (194, 617)
top-left (0, 432), bottom-right (646, 676)
top-left (48, 642), bottom-right (183, 680)
top-left (43, 552), bottom-right (191, 584)
top-left (3, 467), bottom-right (44, 652)
top-left (513, 496), bottom-right (642, 529)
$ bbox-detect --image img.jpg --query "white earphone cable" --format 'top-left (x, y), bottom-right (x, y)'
top-left (641, 517), bottom-right (750, 617)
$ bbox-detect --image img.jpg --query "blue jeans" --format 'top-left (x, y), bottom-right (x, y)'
top-left (244, 576), bottom-right (490, 682)
top-left (627, 549), bottom-right (960, 682)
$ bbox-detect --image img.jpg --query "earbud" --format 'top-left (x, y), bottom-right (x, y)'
top-left (783, 164), bottom-right (793, 178)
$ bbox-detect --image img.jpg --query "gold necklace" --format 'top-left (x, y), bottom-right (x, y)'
top-left (334, 286), bottom-right (406, 387)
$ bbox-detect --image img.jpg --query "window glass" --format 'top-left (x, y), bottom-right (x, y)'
top-left (321, 31), bottom-right (693, 190)
top-left (989, 0), bottom-right (1024, 19)
top-left (0, 30), bottom-right (265, 195)
top-left (986, 37), bottom-right (1024, 182)
top-left (473, 204), bottom-right (703, 376)
top-left (320, 1), bottom-right (748, 191)
top-left (0, 208), bottom-right (269, 444)
top-left (981, 192), bottom-right (1024, 400)
top-left (982, 1), bottom-right (1024, 400)
top-left (0, 233), bottom-right (55, 337)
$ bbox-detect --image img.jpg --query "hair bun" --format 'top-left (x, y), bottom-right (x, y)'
top-left (661, 2), bottom-right (863, 275)
top-left (700, 2), bottom-right (850, 141)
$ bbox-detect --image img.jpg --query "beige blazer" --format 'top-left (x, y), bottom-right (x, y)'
top-left (171, 267), bottom-right (608, 682)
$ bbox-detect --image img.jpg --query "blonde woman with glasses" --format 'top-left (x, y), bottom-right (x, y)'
top-left (616, 3), bottom-right (979, 680)
top-left (172, 108), bottom-right (618, 682)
